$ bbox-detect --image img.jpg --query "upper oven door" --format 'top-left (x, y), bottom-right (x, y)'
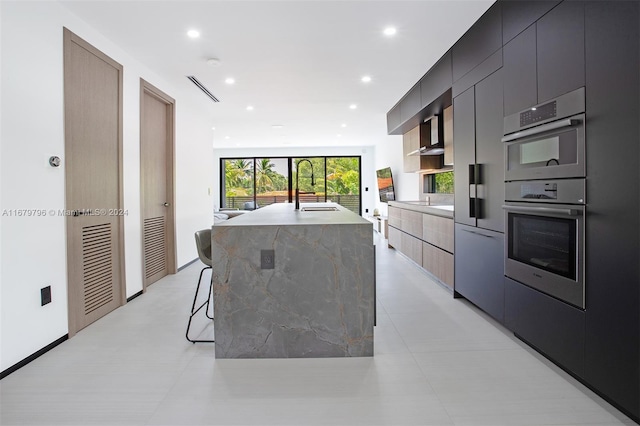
top-left (503, 113), bottom-right (585, 181)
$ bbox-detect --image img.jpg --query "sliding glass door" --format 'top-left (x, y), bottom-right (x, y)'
top-left (221, 156), bottom-right (361, 214)
top-left (326, 157), bottom-right (360, 214)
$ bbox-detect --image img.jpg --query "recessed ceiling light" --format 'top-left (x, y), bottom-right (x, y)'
top-left (337, 134), bottom-right (342, 138)
top-left (361, 75), bottom-right (372, 83)
top-left (383, 27), bottom-right (397, 37)
top-left (341, 123), bottom-right (347, 128)
top-left (349, 104), bottom-right (357, 110)
top-left (211, 126), bottom-right (216, 130)
top-left (246, 105), bottom-right (254, 111)
top-left (224, 136), bottom-right (230, 140)
top-left (187, 29), bottom-right (200, 39)
top-left (225, 78), bottom-right (235, 85)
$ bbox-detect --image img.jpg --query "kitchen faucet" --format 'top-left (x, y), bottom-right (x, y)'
top-left (295, 159), bottom-right (315, 210)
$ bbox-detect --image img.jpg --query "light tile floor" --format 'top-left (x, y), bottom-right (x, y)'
top-left (0, 233), bottom-right (635, 425)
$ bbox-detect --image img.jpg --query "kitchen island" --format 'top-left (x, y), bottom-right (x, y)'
top-left (211, 203), bottom-right (375, 358)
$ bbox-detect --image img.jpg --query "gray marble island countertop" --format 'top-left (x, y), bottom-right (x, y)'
top-left (214, 202), bottom-right (371, 226)
top-left (211, 202), bottom-right (375, 358)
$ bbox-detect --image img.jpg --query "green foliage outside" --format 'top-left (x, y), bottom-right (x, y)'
top-left (224, 157), bottom-right (360, 198)
top-left (434, 171), bottom-right (454, 194)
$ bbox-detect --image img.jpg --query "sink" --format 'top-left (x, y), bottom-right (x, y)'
top-left (300, 206), bottom-right (339, 212)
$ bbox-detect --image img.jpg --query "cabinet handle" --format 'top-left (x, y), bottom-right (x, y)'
top-left (462, 228), bottom-right (494, 239)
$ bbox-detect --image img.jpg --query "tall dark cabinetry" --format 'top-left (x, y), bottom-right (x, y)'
top-left (453, 69), bottom-right (505, 323)
top-left (583, 2), bottom-right (639, 419)
top-left (388, 0), bottom-right (640, 421)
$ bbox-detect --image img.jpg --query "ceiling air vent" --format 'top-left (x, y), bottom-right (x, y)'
top-left (187, 76), bottom-right (220, 102)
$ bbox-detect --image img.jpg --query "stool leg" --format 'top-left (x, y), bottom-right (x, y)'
top-left (186, 266), bottom-right (215, 343)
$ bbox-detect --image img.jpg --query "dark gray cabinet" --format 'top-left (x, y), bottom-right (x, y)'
top-left (502, 0), bottom-right (561, 44)
top-left (420, 51), bottom-right (452, 109)
top-left (453, 70), bottom-right (506, 324)
top-left (474, 69), bottom-right (504, 233)
top-left (454, 224), bottom-right (504, 323)
top-left (453, 87), bottom-right (475, 228)
top-left (503, 1), bottom-right (585, 115)
top-left (536, 0), bottom-right (585, 103)
top-left (583, 1), bottom-right (639, 420)
top-left (399, 84), bottom-right (421, 124)
top-left (452, 3), bottom-right (502, 82)
top-left (453, 70), bottom-right (504, 233)
top-left (505, 277), bottom-right (585, 377)
top-left (503, 24), bottom-right (537, 116)
top-left (387, 104), bottom-right (401, 134)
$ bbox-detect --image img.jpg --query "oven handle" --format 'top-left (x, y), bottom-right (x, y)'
top-left (501, 118), bottom-right (579, 142)
top-left (502, 204), bottom-right (580, 216)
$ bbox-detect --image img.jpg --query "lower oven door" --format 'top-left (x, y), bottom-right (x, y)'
top-left (503, 202), bottom-right (585, 309)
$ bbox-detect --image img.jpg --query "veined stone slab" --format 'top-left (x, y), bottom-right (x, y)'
top-left (211, 203), bottom-right (375, 358)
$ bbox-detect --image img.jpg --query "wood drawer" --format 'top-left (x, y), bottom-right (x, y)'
top-left (422, 214), bottom-right (454, 253)
top-left (401, 232), bottom-right (423, 266)
top-left (401, 209), bottom-right (423, 238)
top-left (422, 242), bottom-right (454, 288)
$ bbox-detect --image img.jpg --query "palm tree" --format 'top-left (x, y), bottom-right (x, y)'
top-left (256, 158), bottom-right (275, 193)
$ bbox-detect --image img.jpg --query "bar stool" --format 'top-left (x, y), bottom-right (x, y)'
top-left (186, 229), bottom-right (215, 343)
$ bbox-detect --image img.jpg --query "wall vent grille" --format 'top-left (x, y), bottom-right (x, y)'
top-left (144, 216), bottom-right (166, 279)
top-left (82, 223), bottom-right (113, 315)
top-left (187, 76), bottom-right (220, 102)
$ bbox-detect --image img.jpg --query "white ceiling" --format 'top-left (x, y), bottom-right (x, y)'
top-left (59, 0), bottom-right (494, 149)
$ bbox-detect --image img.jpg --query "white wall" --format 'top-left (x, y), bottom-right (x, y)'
top-left (372, 134), bottom-right (421, 217)
top-left (0, 1), bottom-right (213, 371)
top-left (213, 145), bottom-right (377, 215)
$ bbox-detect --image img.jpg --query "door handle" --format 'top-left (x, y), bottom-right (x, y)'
top-left (163, 202), bottom-right (170, 207)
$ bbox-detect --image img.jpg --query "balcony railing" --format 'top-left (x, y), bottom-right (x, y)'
top-left (224, 194), bottom-right (361, 214)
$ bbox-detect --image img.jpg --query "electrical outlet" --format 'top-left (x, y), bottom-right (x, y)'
top-left (365, 208), bottom-right (369, 213)
top-left (41, 286), bottom-right (52, 306)
top-left (261, 250), bottom-right (275, 269)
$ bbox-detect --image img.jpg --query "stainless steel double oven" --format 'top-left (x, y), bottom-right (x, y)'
top-left (502, 87), bottom-right (586, 309)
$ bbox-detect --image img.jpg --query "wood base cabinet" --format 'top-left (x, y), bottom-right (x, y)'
top-left (423, 242), bottom-right (454, 288)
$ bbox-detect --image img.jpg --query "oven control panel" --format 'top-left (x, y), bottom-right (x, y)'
top-left (505, 179), bottom-right (585, 205)
top-left (520, 101), bottom-right (557, 127)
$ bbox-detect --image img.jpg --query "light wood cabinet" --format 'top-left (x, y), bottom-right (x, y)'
top-left (387, 203), bottom-right (454, 289)
top-left (423, 242), bottom-right (454, 289)
top-left (402, 209), bottom-right (423, 239)
top-left (402, 124), bottom-right (444, 173)
top-left (402, 232), bottom-right (423, 266)
top-left (423, 213), bottom-right (454, 253)
top-left (388, 225), bottom-right (402, 251)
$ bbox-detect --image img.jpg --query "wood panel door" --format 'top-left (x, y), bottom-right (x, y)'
top-left (63, 28), bottom-right (125, 336)
top-left (140, 80), bottom-right (176, 288)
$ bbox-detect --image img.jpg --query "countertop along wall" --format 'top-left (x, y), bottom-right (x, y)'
top-left (0, 2), bottom-right (215, 372)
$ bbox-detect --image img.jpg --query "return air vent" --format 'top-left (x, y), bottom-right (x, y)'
top-left (187, 76), bottom-right (220, 102)
top-left (82, 223), bottom-right (113, 315)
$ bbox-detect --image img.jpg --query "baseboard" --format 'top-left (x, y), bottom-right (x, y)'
top-left (178, 257), bottom-right (198, 271)
top-left (0, 335), bottom-right (68, 380)
top-left (126, 290), bottom-right (143, 302)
